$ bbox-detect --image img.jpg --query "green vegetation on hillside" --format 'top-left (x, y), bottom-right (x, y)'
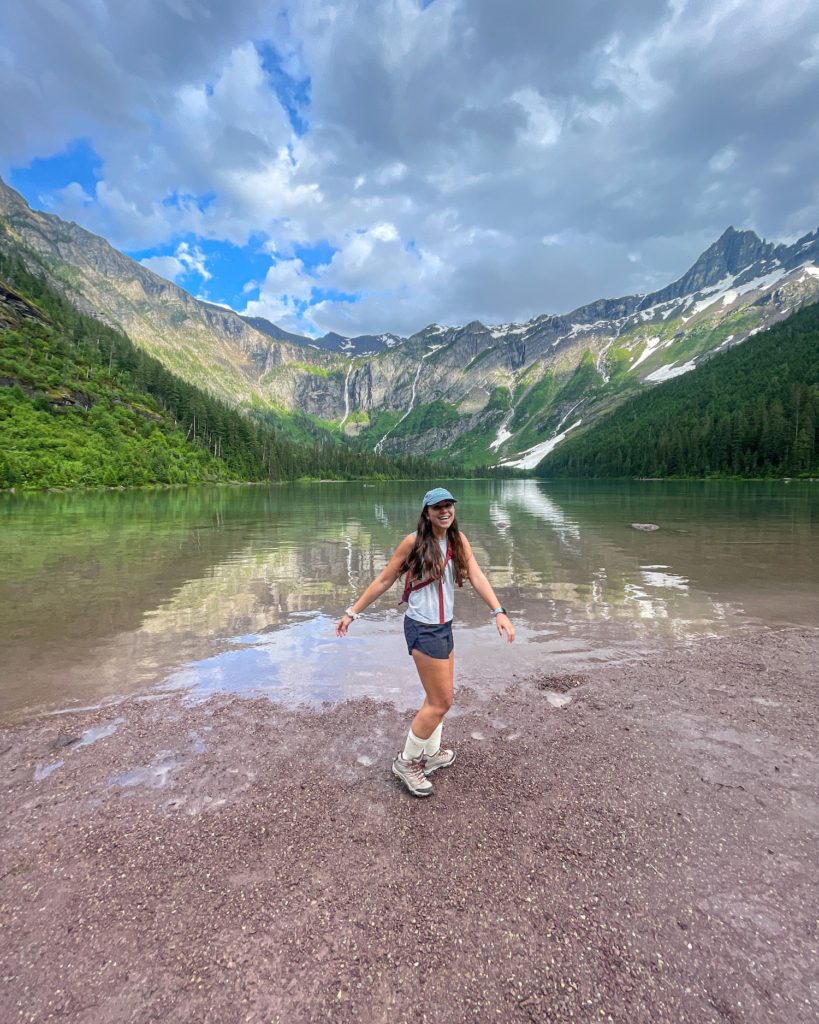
top-left (392, 399), bottom-right (460, 437)
top-left (434, 389), bottom-right (511, 468)
top-left (349, 409), bottom-right (403, 450)
top-left (247, 400), bottom-right (341, 449)
top-left (538, 302), bottom-right (819, 478)
top-left (464, 347), bottom-right (495, 372)
top-left (0, 274), bottom-right (233, 488)
top-left (507, 356), bottom-right (609, 454)
top-left (0, 248), bottom-right (484, 489)
top-left (552, 351), bottom-right (604, 406)
top-left (511, 371), bottom-right (556, 432)
top-left (350, 400), bottom-right (461, 450)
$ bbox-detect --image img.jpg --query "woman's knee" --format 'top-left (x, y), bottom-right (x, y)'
top-left (429, 691), bottom-right (454, 716)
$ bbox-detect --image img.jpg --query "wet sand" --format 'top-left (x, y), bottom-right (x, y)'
top-left (1, 628), bottom-right (817, 1024)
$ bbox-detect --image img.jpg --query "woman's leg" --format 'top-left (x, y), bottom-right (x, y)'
top-left (410, 649), bottom-right (455, 739)
top-left (393, 650), bottom-right (456, 794)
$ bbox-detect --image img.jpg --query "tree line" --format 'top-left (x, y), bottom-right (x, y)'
top-left (538, 301), bottom-right (819, 479)
top-left (0, 245), bottom-right (492, 489)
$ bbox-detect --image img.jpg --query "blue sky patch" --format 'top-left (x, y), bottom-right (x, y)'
top-left (312, 287), bottom-right (359, 305)
top-left (10, 138), bottom-right (101, 204)
top-left (293, 239), bottom-right (336, 272)
top-left (256, 42), bottom-right (311, 137)
top-left (161, 190), bottom-right (217, 213)
top-left (127, 236), bottom-right (273, 309)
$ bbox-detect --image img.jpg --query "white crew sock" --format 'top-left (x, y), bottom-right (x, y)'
top-left (402, 729), bottom-right (426, 761)
top-left (423, 723), bottom-right (443, 757)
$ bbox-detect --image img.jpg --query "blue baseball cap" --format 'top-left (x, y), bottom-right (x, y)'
top-left (421, 487), bottom-right (457, 509)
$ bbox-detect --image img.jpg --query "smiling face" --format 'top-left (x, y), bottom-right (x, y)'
top-left (425, 500), bottom-right (456, 535)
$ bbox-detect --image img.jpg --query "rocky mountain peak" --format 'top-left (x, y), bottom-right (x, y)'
top-left (705, 226), bottom-right (772, 273)
top-left (679, 226), bottom-right (774, 287)
top-left (461, 320), bottom-right (489, 334)
top-left (643, 226), bottom-right (775, 307)
top-left (3, 171), bottom-right (818, 471)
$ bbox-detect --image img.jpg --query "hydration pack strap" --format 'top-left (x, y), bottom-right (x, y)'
top-left (401, 543), bottom-right (452, 604)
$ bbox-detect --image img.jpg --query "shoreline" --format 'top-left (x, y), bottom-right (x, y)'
top-left (2, 475), bottom-right (816, 496)
top-left (2, 627), bottom-right (817, 1023)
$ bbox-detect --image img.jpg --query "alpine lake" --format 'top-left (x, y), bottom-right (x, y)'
top-left (1, 479), bottom-right (816, 721)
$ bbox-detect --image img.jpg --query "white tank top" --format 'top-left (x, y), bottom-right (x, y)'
top-left (406, 537), bottom-right (455, 625)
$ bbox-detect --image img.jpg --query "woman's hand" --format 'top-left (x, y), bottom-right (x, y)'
top-left (335, 534), bottom-right (414, 640)
top-left (335, 613), bottom-right (353, 638)
top-left (495, 612), bottom-right (515, 644)
top-left (460, 534), bottom-right (515, 643)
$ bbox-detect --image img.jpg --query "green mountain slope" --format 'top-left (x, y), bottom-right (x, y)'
top-left (536, 302), bottom-right (819, 478)
top-left (4, 177), bottom-right (819, 469)
top-left (0, 270), bottom-right (235, 489)
top-left (0, 252), bottom-right (478, 489)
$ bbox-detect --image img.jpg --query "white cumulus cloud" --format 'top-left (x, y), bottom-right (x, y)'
top-left (2, 0), bottom-right (819, 335)
top-left (140, 241), bottom-right (211, 283)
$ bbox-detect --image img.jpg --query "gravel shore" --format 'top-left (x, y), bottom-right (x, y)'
top-left (2, 628), bottom-right (817, 1024)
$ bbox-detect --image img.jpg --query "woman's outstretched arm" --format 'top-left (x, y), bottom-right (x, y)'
top-left (461, 533), bottom-right (515, 643)
top-left (335, 533), bottom-right (416, 637)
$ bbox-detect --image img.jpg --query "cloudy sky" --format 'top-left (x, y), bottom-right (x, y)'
top-left (2, 0), bottom-right (819, 337)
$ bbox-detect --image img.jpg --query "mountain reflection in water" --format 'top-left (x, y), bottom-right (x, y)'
top-left (1, 480), bottom-right (816, 718)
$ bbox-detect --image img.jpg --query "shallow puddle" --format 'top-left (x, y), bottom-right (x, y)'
top-left (33, 760), bottom-right (63, 781)
top-left (109, 753), bottom-right (177, 789)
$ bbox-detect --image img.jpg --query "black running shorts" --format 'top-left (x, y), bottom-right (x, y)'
top-left (403, 616), bottom-right (454, 660)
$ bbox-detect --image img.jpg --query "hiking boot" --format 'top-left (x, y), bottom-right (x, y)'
top-left (423, 747), bottom-right (456, 775)
top-left (391, 755), bottom-right (433, 797)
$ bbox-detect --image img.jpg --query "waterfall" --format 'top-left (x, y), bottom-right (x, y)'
top-left (374, 352), bottom-right (432, 454)
top-left (339, 363), bottom-right (353, 428)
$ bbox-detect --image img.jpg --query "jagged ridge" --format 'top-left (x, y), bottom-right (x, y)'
top-left (1, 175), bottom-right (818, 469)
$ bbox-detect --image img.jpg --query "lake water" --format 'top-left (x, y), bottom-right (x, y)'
top-left (1, 479), bottom-right (816, 720)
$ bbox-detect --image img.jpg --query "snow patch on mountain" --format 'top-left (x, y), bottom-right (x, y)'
top-left (501, 419), bottom-right (582, 470)
top-left (686, 265), bottom-right (793, 319)
top-left (645, 360), bottom-right (697, 383)
top-left (490, 325), bottom-right (527, 338)
top-left (734, 266), bottom-right (790, 295)
top-left (489, 397), bottom-right (516, 452)
top-left (630, 336), bottom-right (663, 372)
top-left (714, 333), bottom-right (735, 353)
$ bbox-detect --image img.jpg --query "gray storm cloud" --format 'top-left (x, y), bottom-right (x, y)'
top-left (1, 0), bottom-right (818, 335)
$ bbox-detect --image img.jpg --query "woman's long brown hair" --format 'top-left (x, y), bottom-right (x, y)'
top-left (403, 509), bottom-right (468, 587)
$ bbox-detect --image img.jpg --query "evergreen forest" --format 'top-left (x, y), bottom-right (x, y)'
top-left (0, 249), bottom-right (480, 490)
top-left (538, 301), bottom-right (819, 479)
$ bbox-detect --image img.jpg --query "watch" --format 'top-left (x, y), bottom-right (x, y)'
top-left (344, 607), bottom-right (361, 620)
top-left (490, 606), bottom-right (507, 618)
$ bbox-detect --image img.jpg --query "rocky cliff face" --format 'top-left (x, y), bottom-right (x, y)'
top-left (2, 176), bottom-right (818, 468)
top-left (0, 177), bottom-right (338, 407)
top-left (328, 224), bottom-right (819, 466)
top-left (0, 281), bottom-right (51, 331)
top-left (648, 227), bottom-right (774, 303)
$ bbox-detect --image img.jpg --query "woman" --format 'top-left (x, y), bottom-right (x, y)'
top-left (335, 487), bottom-right (515, 797)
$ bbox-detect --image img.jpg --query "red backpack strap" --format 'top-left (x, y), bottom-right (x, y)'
top-left (401, 543), bottom-right (451, 604)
